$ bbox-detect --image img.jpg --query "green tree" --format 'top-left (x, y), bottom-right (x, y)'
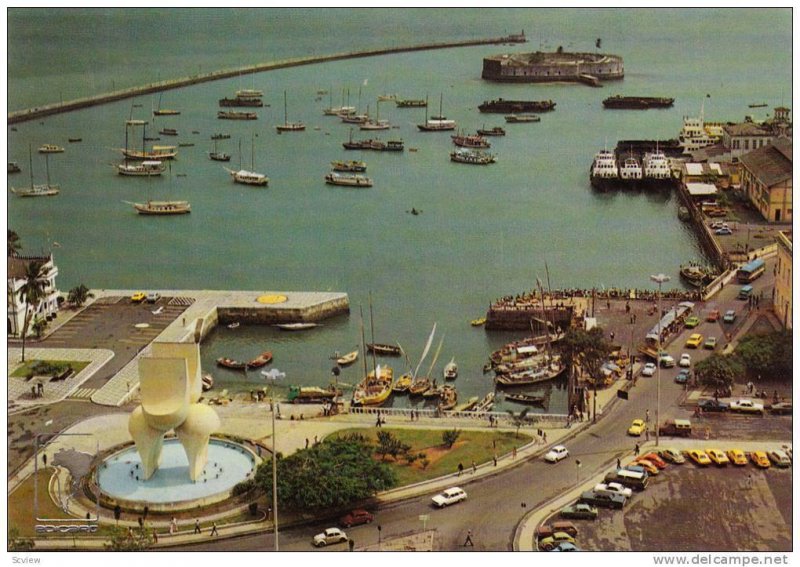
top-left (7, 230), bottom-right (21, 257)
top-left (558, 326), bottom-right (613, 421)
top-left (736, 332), bottom-right (792, 380)
top-left (19, 261), bottom-right (52, 362)
top-left (375, 430), bottom-right (409, 461)
top-left (694, 354), bottom-right (743, 389)
top-left (32, 316), bottom-right (47, 339)
top-left (441, 428), bottom-right (461, 449)
top-left (8, 525), bottom-right (35, 551)
top-left (250, 434), bottom-right (396, 510)
top-left (104, 526), bottom-right (154, 551)
top-left (506, 408), bottom-right (533, 438)
top-left (67, 284), bottom-right (94, 308)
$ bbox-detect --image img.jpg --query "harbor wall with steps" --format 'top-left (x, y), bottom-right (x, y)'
top-left (485, 304), bottom-right (574, 331)
top-left (8, 35), bottom-right (525, 124)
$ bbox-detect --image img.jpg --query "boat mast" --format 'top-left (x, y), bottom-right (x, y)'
top-left (359, 305), bottom-right (369, 381)
top-left (283, 90), bottom-right (288, 126)
top-left (27, 144), bottom-right (34, 190)
top-left (368, 292), bottom-right (377, 375)
top-left (238, 138), bottom-right (243, 170)
top-left (44, 153), bottom-right (51, 188)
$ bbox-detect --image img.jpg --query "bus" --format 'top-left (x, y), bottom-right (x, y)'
top-left (736, 258), bottom-right (766, 283)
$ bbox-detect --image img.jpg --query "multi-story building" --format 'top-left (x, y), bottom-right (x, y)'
top-left (721, 120), bottom-right (774, 160)
top-left (7, 253), bottom-right (60, 336)
top-left (774, 230), bottom-right (792, 330)
top-left (739, 136), bottom-right (792, 223)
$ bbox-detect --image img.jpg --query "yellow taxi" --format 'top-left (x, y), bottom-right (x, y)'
top-left (627, 419), bottom-right (646, 436)
top-left (685, 333), bottom-right (703, 348)
top-left (687, 449), bottom-right (711, 466)
top-left (706, 449), bottom-right (730, 466)
top-left (131, 291), bottom-right (147, 303)
top-left (750, 451), bottom-right (771, 469)
top-left (726, 449), bottom-right (748, 466)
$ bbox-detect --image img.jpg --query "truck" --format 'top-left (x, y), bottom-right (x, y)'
top-left (658, 419), bottom-right (692, 437)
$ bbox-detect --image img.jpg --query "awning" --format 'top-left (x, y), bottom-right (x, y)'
top-left (686, 182), bottom-right (718, 196)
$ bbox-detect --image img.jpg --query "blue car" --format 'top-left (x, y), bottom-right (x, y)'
top-left (675, 369), bottom-right (691, 384)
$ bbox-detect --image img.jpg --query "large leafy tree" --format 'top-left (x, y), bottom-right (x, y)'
top-left (558, 326), bottom-right (613, 421)
top-left (252, 433), bottom-right (396, 510)
top-left (67, 284), bottom-right (94, 308)
top-left (19, 260), bottom-right (52, 362)
top-left (694, 354), bottom-right (743, 389)
top-left (736, 332), bottom-right (792, 380)
top-left (7, 230), bottom-right (21, 257)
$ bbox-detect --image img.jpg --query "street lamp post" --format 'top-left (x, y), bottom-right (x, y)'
top-left (650, 274), bottom-right (670, 447)
top-left (262, 368), bottom-right (285, 551)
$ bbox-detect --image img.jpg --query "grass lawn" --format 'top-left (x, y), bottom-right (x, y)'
top-left (10, 359), bottom-right (91, 378)
top-left (9, 467), bottom-right (74, 536)
top-left (331, 428), bottom-right (532, 486)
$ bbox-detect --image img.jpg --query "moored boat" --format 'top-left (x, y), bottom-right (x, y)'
top-left (159, 128), bottom-right (178, 136)
top-left (117, 160), bottom-right (166, 176)
top-left (246, 351), bottom-right (273, 368)
top-left (219, 97), bottom-right (264, 107)
top-left (454, 396), bottom-right (479, 412)
top-left (8, 161), bottom-right (21, 173)
top-left (602, 95), bottom-right (675, 109)
top-left (470, 317), bottom-right (487, 326)
top-left (589, 149), bottom-right (619, 190)
top-left (408, 377), bottom-right (432, 397)
top-left (479, 98), bottom-right (556, 113)
top-left (476, 126), bottom-right (506, 136)
top-left (504, 114), bottom-right (540, 123)
top-left (325, 172), bottom-right (373, 187)
top-left (443, 358), bottom-right (458, 380)
top-left (336, 350), bottom-right (359, 366)
top-left (11, 146), bottom-right (60, 197)
top-left (132, 200), bottom-right (191, 215)
top-left (472, 392), bottom-right (495, 413)
top-left (201, 373), bottom-right (214, 392)
top-left (331, 160), bottom-right (367, 172)
top-left (218, 111), bottom-right (258, 120)
top-left (417, 94), bottom-right (456, 131)
top-left (275, 322), bottom-right (319, 330)
top-left (392, 373), bottom-right (413, 393)
top-left (226, 168), bottom-right (268, 186)
top-left (352, 365), bottom-right (394, 407)
top-left (450, 149), bottom-right (496, 165)
top-left (367, 343), bottom-right (402, 356)
top-left (437, 384), bottom-right (458, 410)
top-left (216, 357), bottom-right (247, 370)
top-left (494, 359), bottom-right (565, 386)
top-left (505, 392), bottom-right (546, 405)
top-left (122, 145), bottom-right (177, 161)
top-left (38, 144), bottom-right (65, 153)
top-left (396, 98), bottom-right (427, 107)
top-left (451, 132), bottom-right (490, 148)
top-left (276, 90), bottom-right (305, 132)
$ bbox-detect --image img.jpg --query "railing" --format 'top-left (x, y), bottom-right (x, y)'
top-left (348, 405), bottom-right (568, 427)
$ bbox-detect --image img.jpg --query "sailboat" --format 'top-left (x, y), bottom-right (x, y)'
top-left (276, 90), bottom-right (305, 132)
top-left (360, 100), bottom-right (390, 130)
top-left (417, 93), bottom-right (456, 131)
top-left (225, 136), bottom-right (268, 186)
top-left (11, 144), bottom-right (60, 197)
top-left (153, 92), bottom-right (180, 116)
top-left (120, 120), bottom-right (177, 160)
top-left (130, 161), bottom-right (190, 215)
top-left (208, 137), bottom-right (231, 162)
top-left (351, 302), bottom-right (394, 407)
top-left (324, 87), bottom-right (356, 116)
top-left (410, 332), bottom-right (443, 397)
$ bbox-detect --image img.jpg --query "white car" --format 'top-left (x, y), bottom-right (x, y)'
top-left (146, 292), bottom-right (161, 303)
top-left (544, 445), bottom-right (569, 463)
top-left (641, 362), bottom-right (656, 377)
top-left (594, 482), bottom-right (633, 499)
top-left (313, 527), bottom-right (348, 547)
top-left (659, 353), bottom-right (675, 368)
top-left (729, 399), bottom-right (765, 413)
top-left (431, 487), bottom-right (467, 508)
top-left (679, 353), bottom-right (692, 368)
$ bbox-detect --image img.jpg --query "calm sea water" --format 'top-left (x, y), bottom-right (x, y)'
top-left (7, 8), bottom-right (792, 409)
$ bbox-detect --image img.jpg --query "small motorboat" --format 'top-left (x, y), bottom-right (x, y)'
top-left (471, 317), bottom-right (486, 327)
top-left (216, 357), bottom-right (246, 370)
top-left (275, 322), bottom-right (319, 331)
top-left (202, 373), bottom-right (214, 392)
top-left (246, 351), bottom-right (273, 369)
top-left (443, 358), bottom-right (458, 380)
top-left (336, 350), bottom-right (359, 366)
top-left (227, 322), bottom-right (240, 329)
top-left (366, 343), bottom-right (402, 356)
top-left (505, 392), bottom-right (546, 406)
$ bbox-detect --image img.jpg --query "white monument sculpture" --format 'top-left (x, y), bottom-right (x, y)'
top-left (128, 342), bottom-right (220, 481)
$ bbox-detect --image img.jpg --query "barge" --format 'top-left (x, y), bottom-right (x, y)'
top-left (478, 98), bottom-right (556, 113)
top-left (219, 97), bottom-right (264, 107)
top-left (602, 95), bottom-right (674, 109)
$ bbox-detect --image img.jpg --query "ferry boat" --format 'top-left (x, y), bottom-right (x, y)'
top-left (451, 132), bottom-right (490, 148)
top-left (325, 172), bottom-right (373, 187)
top-left (219, 97), bottom-right (264, 107)
top-left (226, 168), bottom-right (268, 186)
top-left (395, 98), bottom-right (427, 108)
top-left (133, 200), bottom-right (191, 215)
top-left (218, 111), bottom-right (258, 120)
top-left (450, 149), bottom-right (496, 165)
top-left (117, 160), bottom-right (166, 176)
top-left (618, 156), bottom-right (643, 183)
top-left (589, 149), bottom-right (619, 189)
top-left (159, 128), bottom-right (178, 136)
top-left (331, 160), bottom-right (367, 172)
top-left (477, 126), bottom-right (506, 136)
top-left (122, 145), bottom-right (177, 161)
top-left (478, 98), bottom-right (556, 113)
top-left (642, 150), bottom-right (671, 181)
top-left (602, 95), bottom-right (675, 109)
top-left (38, 144), bottom-right (65, 154)
top-left (677, 109), bottom-right (724, 154)
top-left (505, 114), bottom-right (540, 123)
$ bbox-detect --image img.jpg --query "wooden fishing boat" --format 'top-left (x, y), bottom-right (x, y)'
top-left (505, 392), bottom-right (546, 406)
top-left (367, 343), bottom-right (402, 356)
top-left (352, 366), bottom-right (394, 406)
top-left (216, 357), bottom-right (246, 370)
top-left (438, 385), bottom-right (458, 410)
top-left (392, 373), bottom-right (413, 393)
top-left (472, 392), bottom-right (495, 413)
top-left (443, 358), bottom-right (458, 380)
top-left (336, 350), bottom-right (359, 366)
top-left (477, 126), bottom-right (506, 136)
top-left (246, 351), bottom-right (273, 369)
top-left (494, 360), bottom-right (565, 386)
top-left (454, 396), bottom-right (479, 412)
top-left (201, 373), bottom-right (214, 392)
top-left (408, 377), bottom-right (432, 397)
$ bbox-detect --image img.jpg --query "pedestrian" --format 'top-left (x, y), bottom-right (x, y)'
top-left (633, 313), bottom-right (637, 323)
top-left (493, 454), bottom-right (498, 467)
top-left (457, 462), bottom-right (464, 476)
top-left (376, 415), bottom-right (382, 428)
top-left (746, 474), bottom-right (753, 490)
top-left (492, 439), bottom-right (496, 449)
top-left (616, 458), bottom-right (621, 470)
top-left (210, 522), bottom-right (218, 537)
top-left (645, 428), bottom-right (650, 441)
top-left (193, 519), bottom-right (201, 534)
top-left (472, 460), bottom-right (477, 474)
top-left (170, 517), bottom-right (177, 535)
top-left (153, 529), bottom-right (158, 544)
top-left (138, 517), bottom-right (143, 528)
top-left (543, 431), bottom-right (547, 443)
top-left (606, 299), bottom-right (611, 310)
top-left (463, 529), bottom-right (474, 547)
top-left (634, 443), bottom-right (640, 456)
top-left (645, 409), bottom-right (650, 423)
top-left (305, 438), bottom-right (309, 449)
top-left (512, 447), bottom-right (517, 459)
top-left (31, 385), bottom-right (37, 398)
top-left (625, 302), bottom-right (631, 314)
top-left (314, 435), bottom-right (318, 445)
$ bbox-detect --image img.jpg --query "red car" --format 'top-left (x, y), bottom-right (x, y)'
top-left (340, 509), bottom-right (374, 528)
top-left (536, 521), bottom-right (579, 538)
top-left (640, 452), bottom-right (668, 469)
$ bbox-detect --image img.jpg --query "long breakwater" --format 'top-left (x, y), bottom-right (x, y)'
top-left (7, 35), bottom-right (524, 124)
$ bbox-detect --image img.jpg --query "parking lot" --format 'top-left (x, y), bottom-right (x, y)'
top-left (554, 461), bottom-right (792, 552)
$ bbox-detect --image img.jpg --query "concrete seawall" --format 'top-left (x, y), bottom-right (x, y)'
top-left (8, 36), bottom-right (524, 124)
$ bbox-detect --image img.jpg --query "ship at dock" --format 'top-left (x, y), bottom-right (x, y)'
top-left (602, 95), bottom-right (675, 109)
top-left (478, 98), bottom-right (556, 113)
top-left (589, 139), bottom-right (683, 191)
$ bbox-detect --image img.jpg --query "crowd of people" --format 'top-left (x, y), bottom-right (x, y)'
top-left (490, 286), bottom-right (703, 311)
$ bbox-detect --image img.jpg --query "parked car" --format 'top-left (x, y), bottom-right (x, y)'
top-left (709, 221), bottom-right (728, 230)
top-left (559, 502), bottom-right (598, 520)
top-left (685, 333), bottom-right (703, 348)
top-left (340, 509), bottom-right (374, 528)
top-left (715, 227), bottom-right (733, 235)
top-left (604, 470), bottom-right (648, 491)
top-left (641, 362), bottom-right (657, 377)
top-left (698, 398), bottom-right (729, 412)
top-left (726, 449), bottom-right (748, 466)
top-left (768, 450), bottom-right (791, 468)
top-left (627, 419), bottom-right (646, 436)
top-left (130, 291), bottom-right (146, 303)
top-left (706, 309), bottom-right (720, 322)
top-left (659, 448), bottom-right (686, 464)
top-left (632, 459), bottom-right (659, 475)
top-left (536, 521), bottom-right (579, 538)
top-left (706, 449), bottom-right (730, 466)
top-left (624, 464), bottom-right (652, 477)
top-left (544, 445), bottom-right (569, 463)
top-left (723, 309), bottom-right (737, 323)
top-left (769, 402), bottom-right (793, 415)
top-left (539, 531), bottom-right (576, 551)
top-left (431, 487), bottom-right (467, 508)
top-left (684, 316), bottom-right (701, 328)
top-left (750, 451), bottom-right (771, 469)
top-left (678, 353), bottom-right (692, 368)
top-left (594, 482), bottom-right (633, 499)
top-left (703, 336), bottom-right (717, 350)
top-left (146, 292), bottom-right (161, 303)
top-left (578, 490), bottom-right (627, 509)
top-left (552, 542), bottom-right (580, 552)
top-left (675, 370), bottom-right (691, 384)
top-left (687, 449), bottom-right (712, 466)
top-left (313, 527), bottom-right (348, 547)
top-left (658, 419), bottom-right (692, 437)
top-left (639, 452), bottom-right (668, 469)
top-left (659, 353), bottom-right (675, 368)
top-left (730, 399), bottom-right (765, 414)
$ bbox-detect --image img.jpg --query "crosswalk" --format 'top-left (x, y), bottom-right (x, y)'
top-left (69, 387), bottom-right (97, 400)
top-left (169, 297), bottom-right (195, 306)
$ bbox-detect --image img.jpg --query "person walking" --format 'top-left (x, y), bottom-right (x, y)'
top-left (616, 458), bottom-right (621, 470)
top-left (210, 522), bottom-right (218, 537)
top-left (512, 446), bottom-right (517, 459)
top-left (193, 519), bottom-right (201, 534)
top-left (471, 460), bottom-right (477, 474)
top-left (169, 517), bottom-right (177, 535)
top-left (457, 462), bottom-right (464, 476)
top-left (493, 454), bottom-right (498, 467)
top-left (463, 529), bottom-right (474, 547)
top-left (634, 443), bottom-right (640, 456)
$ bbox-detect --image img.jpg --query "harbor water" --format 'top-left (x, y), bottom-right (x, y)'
top-left (7, 8), bottom-right (791, 411)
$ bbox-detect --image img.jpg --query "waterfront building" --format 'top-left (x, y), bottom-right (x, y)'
top-left (738, 136), bottom-right (792, 223)
top-left (7, 253), bottom-right (60, 336)
top-left (774, 230), bottom-right (792, 329)
top-left (678, 162), bottom-right (729, 188)
top-left (721, 120), bottom-right (774, 160)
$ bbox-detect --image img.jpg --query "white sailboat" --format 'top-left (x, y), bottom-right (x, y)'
top-left (130, 161), bottom-right (190, 215)
top-left (417, 93), bottom-right (456, 131)
top-left (360, 100), bottom-right (390, 130)
top-left (225, 136), bottom-right (269, 186)
top-left (276, 90), bottom-right (305, 132)
top-left (11, 144), bottom-right (60, 197)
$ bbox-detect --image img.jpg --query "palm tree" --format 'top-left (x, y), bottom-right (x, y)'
top-left (67, 284), bottom-right (94, 308)
top-left (8, 230), bottom-right (21, 257)
top-left (19, 260), bottom-right (51, 362)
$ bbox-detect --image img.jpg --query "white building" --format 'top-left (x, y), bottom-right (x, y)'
top-left (7, 253), bottom-right (60, 336)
